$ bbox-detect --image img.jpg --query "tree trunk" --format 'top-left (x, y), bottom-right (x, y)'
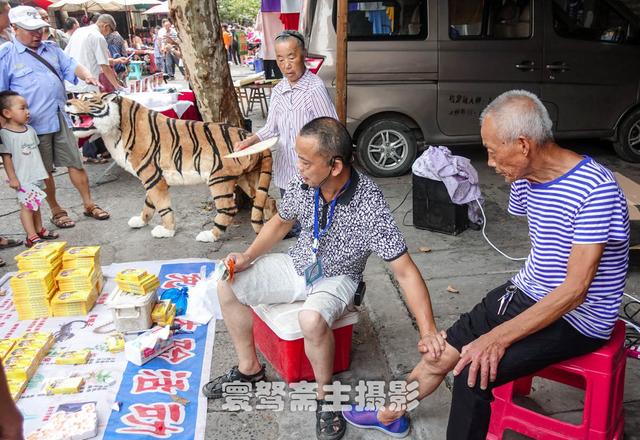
top-left (170, 0), bottom-right (243, 126)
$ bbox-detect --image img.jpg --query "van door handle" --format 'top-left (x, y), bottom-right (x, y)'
top-left (546, 62), bottom-right (570, 72)
top-left (515, 60), bottom-right (536, 71)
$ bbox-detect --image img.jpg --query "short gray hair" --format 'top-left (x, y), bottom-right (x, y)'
top-left (97, 13), bottom-right (116, 31)
top-left (275, 30), bottom-right (305, 51)
top-left (480, 90), bottom-right (553, 145)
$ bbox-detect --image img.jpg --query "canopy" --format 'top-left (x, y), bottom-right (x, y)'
top-left (142, 1), bottom-right (168, 14)
top-left (49, 0), bottom-right (161, 12)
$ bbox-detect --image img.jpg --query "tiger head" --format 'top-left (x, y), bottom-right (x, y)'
top-left (65, 93), bottom-right (121, 139)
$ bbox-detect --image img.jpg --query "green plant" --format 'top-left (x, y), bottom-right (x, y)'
top-left (217, 0), bottom-right (260, 25)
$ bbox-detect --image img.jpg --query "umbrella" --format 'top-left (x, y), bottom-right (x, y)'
top-left (142, 2), bottom-right (167, 14)
top-left (49, 0), bottom-right (161, 12)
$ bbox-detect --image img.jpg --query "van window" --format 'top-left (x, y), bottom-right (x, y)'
top-left (332, 0), bottom-right (427, 40)
top-left (552, 0), bottom-right (640, 45)
top-left (449, 0), bottom-right (531, 39)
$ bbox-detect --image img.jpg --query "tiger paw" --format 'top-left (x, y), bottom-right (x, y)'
top-left (196, 230), bottom-right (216, 242)
top-left (128, 216), bottom-right (147, 229)
top-left (151, 225), bottom-right (176, 238)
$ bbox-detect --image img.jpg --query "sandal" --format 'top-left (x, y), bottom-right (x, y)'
top-left (38, 228), bottom-right (59, 240)
top-left (83, 204), bottom-right (110, 220)
top-left (25, 235), bottom-right (42, 248)
top-left (50, 209), bottom-right (75, 229)
top-left (0, 237), bottom-right (22, 249)
top-left (316, 399), bottom-right (347, 440)
top-left (202, 364), bottom-right (265, 399)
top-left (83, 157), bottom-right (108, 164)
top-left (0, 257), bottom-right (5, 267)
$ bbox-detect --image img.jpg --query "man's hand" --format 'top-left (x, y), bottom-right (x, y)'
top-left (453, 331), bottom-right (507, 390)
top-left (84, 76), bottom-right (100, 87)
top-left (234, 138), bottom-right (254, 152)
top-left (7, 177), bottom-right (20, 190)
top-left (0, 401), bottom-right (24, 440)
top-left (417, 330), bottom-right (447, 360)
top-left (117, 57), bottom-right (129, 64)
top-left (225, 252), bottom-right (253, 273)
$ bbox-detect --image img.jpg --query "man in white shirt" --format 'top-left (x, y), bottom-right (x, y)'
top-left (64, 14), bottom-right (122, 93)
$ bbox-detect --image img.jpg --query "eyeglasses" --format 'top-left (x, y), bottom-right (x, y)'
top-left (275, 30), bottom-right (305, 48)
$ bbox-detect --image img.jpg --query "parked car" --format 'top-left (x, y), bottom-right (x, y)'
top-left (303, 0), bottom-right (640, 176)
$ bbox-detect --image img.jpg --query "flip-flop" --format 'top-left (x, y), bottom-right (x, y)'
top-left (0, 257), bottom-right (5, 267)
top-left (0, 238), bottom-right (22, 249)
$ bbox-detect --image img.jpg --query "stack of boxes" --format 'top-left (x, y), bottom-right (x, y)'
top-left (1, 331), bottom-right (55, 401)
top-left (11, 242), bottom-right (66, 320)
top-left (151, 300), bottom-right (176, 327)
top-left (10, 243), bottom-right (104, 319)
top-left (50, 247), bottom-right (104, 317)
top-left (115, 269), bottom-right (160, 295)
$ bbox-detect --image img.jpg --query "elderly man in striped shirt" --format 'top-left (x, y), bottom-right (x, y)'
top-left (235, 30), bottom-right (338, 238)
top-left (343, 90), bottom-right (630, 439)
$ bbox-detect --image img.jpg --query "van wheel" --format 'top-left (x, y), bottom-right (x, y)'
top-left (614, 109), bottom-right (640, 162)
top-left (357, 120), bottom-right (417, 177)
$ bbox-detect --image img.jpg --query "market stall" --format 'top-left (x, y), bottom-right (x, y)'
top-left (0, 244), bottom-right (219, 440)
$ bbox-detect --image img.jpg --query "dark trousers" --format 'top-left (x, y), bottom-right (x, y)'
top-left (82, 136), bottom-right (108, 159)
top-left (445, 283), bottom-right (606, 440)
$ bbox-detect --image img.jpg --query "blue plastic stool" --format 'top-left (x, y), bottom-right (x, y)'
top-left (127, 61), bottom-right (144, 81)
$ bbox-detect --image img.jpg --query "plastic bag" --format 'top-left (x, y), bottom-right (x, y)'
top-left (159, 287), bottom-right (189, 316)
top-left (183, 265), bottom-right (223, 324)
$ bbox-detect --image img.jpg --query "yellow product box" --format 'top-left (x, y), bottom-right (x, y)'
top-left (0, 339), bottom-right (16, 359)
top-left (15, 311), bottom-right (50, 321)
top-left (106, 333), bottom-right (125, 353)
top-left (151, 300), bottom-right (172, 322)
top-left (115, 269), bottom-right (149, 283)
top-left (7, 378), bottom-right (27, 401)
top-left (4, 359), bottom-right (35, 382)
top-left (116, 276), bottom-right (160, 295)
top-left (17, 332), bottom-right (55, 355)
top-left (56, 267), bottom-right (97, 291)
top-left (55, 349), bottom-right (91, 365)
top-left (50, 288), bottom-right (98, 317)
top-left (10, 270), bottom-right (55, 293)
top-left (8, 347), bottom-right (41, 361)
top-left (63, 246), bottom-right (100, 260)
top-left (30, 241), bottom-right (67, 255)
top-left (44, 376), bottom-right (84, 395)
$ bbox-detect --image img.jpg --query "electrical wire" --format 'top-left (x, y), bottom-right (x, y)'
top-left (476, 199), bottom-right (527, 261)
top-left (391, 187), bottom-right (412, 214)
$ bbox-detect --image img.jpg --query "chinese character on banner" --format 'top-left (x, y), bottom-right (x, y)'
top-left (222, 381), bottom-right (252, 411)
top-left (289, 381), bottom-right (317, 411)
top-left (255, 381), bottom-right (286, 411)
top-left (162, 273), bottom-right (201, 289)
top-left (321, 381), bottom-right (351, 411)
top-left (388, 380), bottom-right (420, 412)
top-left (118, 402), bottom-right (185, 438)
top-left (159, 338), bottom-right (195, 364)
top-left (132, 369), bottom-right (191, 395)
top-left (173, 318), bottom-right (198, 332)
top-left (354, 380), bottom-right (386, 410)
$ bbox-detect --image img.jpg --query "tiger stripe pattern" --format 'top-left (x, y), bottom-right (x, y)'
top-left (65, 93), bottom-right (277, 242)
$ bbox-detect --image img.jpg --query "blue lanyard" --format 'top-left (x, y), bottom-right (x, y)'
top-left (312, 179), bottom-right (351, 256)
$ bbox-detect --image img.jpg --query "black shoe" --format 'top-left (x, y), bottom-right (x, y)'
top-left (316, 399), bottom-right (346, 440)
top-left (202, 364), bottom-right (266, 399)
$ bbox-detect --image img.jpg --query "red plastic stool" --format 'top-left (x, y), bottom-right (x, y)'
top-left (487, 320), bottom-right (626, 439)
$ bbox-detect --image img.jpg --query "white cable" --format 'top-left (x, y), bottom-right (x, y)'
top-left (621, 317), bottom-right (640, 334)
top-left (623, 292), bottom-right (640, 303)
top-left (476, 199), bottom-right (527, 261)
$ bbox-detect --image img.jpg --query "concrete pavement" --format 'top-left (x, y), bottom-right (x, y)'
top-left (0, 67), bottom-right (638, 439)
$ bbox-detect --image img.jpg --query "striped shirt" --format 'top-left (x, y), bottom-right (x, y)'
top-left (256, 69), bottom-right (338, 189)
top-left (509, 156), bottom-right (629, 339)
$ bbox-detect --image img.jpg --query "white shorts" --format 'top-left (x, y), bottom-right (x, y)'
top-left (231, 253), bottom-right (357, 327)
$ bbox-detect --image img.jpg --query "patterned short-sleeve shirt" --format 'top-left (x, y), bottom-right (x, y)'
top-left (279, 169), bottom-right (408, 283)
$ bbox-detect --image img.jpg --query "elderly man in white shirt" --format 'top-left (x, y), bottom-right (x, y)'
top-left (64, 13), bottom-right (124, 93)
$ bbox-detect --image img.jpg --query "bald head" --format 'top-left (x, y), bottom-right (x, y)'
top-left (480, 90), bottom-right (553, 146)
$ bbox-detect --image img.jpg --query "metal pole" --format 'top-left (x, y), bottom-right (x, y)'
top-left (335, 0), bottom-right (347, 124)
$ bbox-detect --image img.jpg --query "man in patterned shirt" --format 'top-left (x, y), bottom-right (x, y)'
top-left (344, 90), bottom-right (630, 439)
top-left (203, 117), bottom-right (444, 440)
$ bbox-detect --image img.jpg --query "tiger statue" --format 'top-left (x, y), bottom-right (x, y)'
top-left (65, 93), bottom-right (277, 242)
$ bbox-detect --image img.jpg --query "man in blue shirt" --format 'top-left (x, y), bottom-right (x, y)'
top-left (0, 6), bottom-right (110, 229)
